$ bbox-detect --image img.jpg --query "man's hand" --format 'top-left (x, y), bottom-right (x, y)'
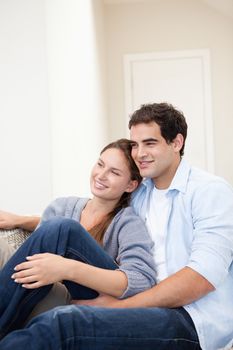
top-left (11, 253), bottom-right (67, 288)
top-left (71, 294), bottom-right (125, 308)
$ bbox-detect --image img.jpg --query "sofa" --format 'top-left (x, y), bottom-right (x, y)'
top-left (0, 228), bottom-right (31, 250)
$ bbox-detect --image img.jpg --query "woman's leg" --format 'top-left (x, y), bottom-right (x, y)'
top-left (0, 238), bottom-right (71, 323)
top-left (0, 237), bottom-right (71, 322)
top-left (0, 217), bottom-right (117, 338)
top-left (0, 305), bottom-right (201, 350)
top-left (25, 282), bottom-right (71, 323)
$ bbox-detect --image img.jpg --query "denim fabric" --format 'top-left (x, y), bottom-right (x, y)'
top-left (0, 304), bottom-right (201, 350)
top-left (40, 198), bottom-right (156, 298)
top-left (0, 218), bottom-right (117, 338)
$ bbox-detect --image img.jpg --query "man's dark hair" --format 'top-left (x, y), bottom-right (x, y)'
top-left (128, 102), bottom-right (188, 156)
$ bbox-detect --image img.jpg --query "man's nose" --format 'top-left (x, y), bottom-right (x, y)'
top-left (137, 145), bottom-right (147, 158)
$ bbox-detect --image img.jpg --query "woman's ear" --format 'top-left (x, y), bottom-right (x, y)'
top-left (125, 180), bottom-right (138, 193)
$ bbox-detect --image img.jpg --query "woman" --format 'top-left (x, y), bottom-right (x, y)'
top-left (0, 138), bottom-right (155, 339)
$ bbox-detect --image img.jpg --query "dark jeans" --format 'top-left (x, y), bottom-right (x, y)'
top-left (0, 304), bottom-right (201, 349)
top-left (0, 217), bottom-right (117, 338)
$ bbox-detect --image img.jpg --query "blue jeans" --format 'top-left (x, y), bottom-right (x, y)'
top-left (0, 304), bottom-right (201, 349)
top-left (0, 217), bottom-right (117, 338)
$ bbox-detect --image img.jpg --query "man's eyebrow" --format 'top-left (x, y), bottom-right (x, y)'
top-left (130, 138), bottom-right (158, 144)
top-left (142, 138), bottom-right (157, 142)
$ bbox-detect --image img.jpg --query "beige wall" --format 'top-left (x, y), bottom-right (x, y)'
top-left (104, 0), bottom-right (233, 184)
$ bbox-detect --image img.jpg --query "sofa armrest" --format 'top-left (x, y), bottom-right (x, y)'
top-left (0, 228), bottom-right (31, 250)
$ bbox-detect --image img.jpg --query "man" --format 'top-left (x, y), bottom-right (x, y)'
top-left (0, 103), bottom-right (233, 350)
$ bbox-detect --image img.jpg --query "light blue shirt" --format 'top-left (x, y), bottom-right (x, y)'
top-left (132, 159), bottom-right (233, 350)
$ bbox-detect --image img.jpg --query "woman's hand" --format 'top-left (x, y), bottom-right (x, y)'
top-left (11, 253), bottom-right (68, 288)
top-left (0, 210), bottom-right (40, 231)
top-left (0, 210), bottom-right (21, 229)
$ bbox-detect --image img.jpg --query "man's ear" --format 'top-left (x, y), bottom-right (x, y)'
top-left (125, 180), bottom-right (139, 193)
top-left (172, 133), bottom-right (184, 153)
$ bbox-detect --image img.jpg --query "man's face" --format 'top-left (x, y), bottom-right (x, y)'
top-left (130, 122), bottom-right (182, 189)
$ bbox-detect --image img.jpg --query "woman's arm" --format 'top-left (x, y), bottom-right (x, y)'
top-left (67, 258), bottom-right (128, 297)
top-left (12, 253), bottom-right (128, 297)
top-left (0, 210), bottom-right (40, 231)
top-left (112, 207), bottom-right (156, 298)
top-left (0, 197), bottom-right (79, 231)
top-left (75, 267), bottom-right (214, 308)
top-left (12, 208), bottom-right (155, 298)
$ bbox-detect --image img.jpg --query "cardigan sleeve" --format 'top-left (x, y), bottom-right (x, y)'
top-left (40, 197), bottom-right (82, 224)
top-left (108, 207), bottom-right (156, 298)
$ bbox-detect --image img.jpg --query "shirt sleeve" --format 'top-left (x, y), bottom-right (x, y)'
top-left (187, 179), bottom-right (233, 288)
top-left (113, 208), bottom-right (156, 298)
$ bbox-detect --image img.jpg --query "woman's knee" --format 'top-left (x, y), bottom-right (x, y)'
top-left (39, 217), bottom-right (79, 232)
top-left (37, 217), bottom-right (85, 241)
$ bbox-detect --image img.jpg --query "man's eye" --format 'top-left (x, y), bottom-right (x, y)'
top-left (97, 162), bottom-right (103, 167)
top-left (131, 143), bottom-right (137, 149)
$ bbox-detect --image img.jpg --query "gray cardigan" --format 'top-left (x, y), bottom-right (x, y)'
top-left (41, 196), bottom-right (156, 298)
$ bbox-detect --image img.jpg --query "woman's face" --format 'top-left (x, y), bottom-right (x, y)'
top-left (90, 148), bottom-right (137, 201)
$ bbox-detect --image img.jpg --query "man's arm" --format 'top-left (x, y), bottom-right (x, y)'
top-left (75, 266), bottom-right (214, 308)
top-left (121, 267), bottom-right (214, 308)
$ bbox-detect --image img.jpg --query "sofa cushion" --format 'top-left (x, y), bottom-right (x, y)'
top-left (0, 228), bottom-right (31, 250)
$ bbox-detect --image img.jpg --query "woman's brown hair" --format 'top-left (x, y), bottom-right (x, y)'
top-left (89, 138), bottom-right (142, 244)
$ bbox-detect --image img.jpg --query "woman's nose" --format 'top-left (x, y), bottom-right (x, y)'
top-left (98, 169), bottom-right (108, 180)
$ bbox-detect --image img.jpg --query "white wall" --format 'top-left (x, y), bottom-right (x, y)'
top-left (0, 0), bottom-right (51, 214)
top-left (104, 0), bottom-right (233, 185)
top-left (0, 0), bottom-right (108, 213)
top-left (1, 0), bottom-right (232, 215)
top-left (45, 0), bottom-right (108, 199)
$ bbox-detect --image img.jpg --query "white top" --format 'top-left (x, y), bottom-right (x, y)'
top-left (146, 186), bottom-right (170, 283)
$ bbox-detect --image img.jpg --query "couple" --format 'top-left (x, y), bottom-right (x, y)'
top-left (0, 102), bottom-right (233, 350)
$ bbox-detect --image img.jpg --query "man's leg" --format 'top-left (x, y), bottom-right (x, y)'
top-left (0, 305), bottom-right (201, 350)
top-left (0, 218), bottom-right (117, 338)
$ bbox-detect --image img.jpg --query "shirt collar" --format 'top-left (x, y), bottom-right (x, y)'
top-left (141, 158), bottom-right (191, 194)
top-left (169, 158), bottom-right (191, 193)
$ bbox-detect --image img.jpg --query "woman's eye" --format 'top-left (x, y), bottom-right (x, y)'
top-left (97, 162), bottom-right (103, 167)
top-left (112, 171), bottom-right (120, 176)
